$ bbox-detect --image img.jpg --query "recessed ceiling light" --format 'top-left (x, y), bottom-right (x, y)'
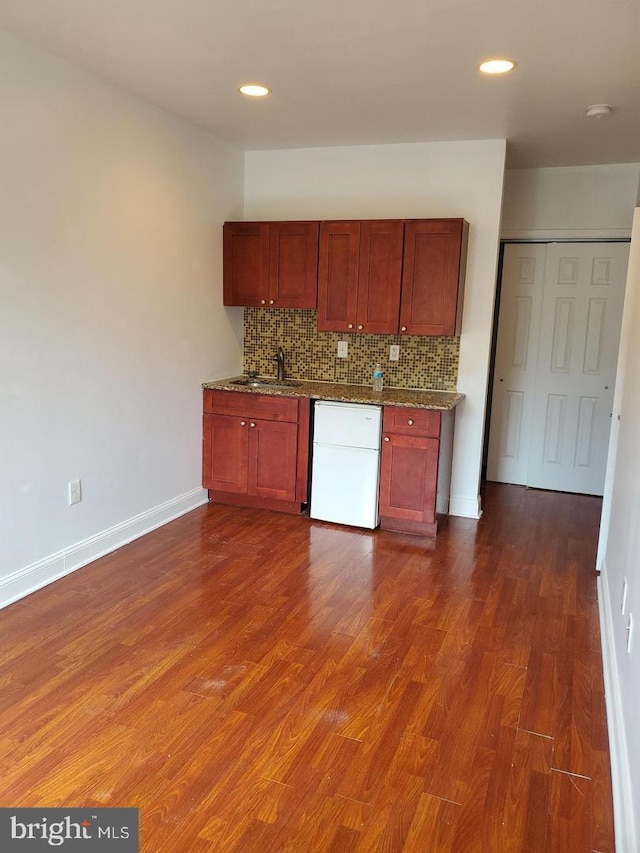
top-left (478, 58), bottom-right (517, 75)
top-left (586, 103), bottom-right (613, 118)
top-left (239, 84), bottom-right (271, 97)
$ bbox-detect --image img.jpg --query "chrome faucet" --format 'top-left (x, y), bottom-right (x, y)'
top-left (273, 347), bottom-right (285, 381)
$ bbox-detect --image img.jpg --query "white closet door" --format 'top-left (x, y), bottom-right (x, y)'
top-left (488, 242), bottom-right (629, 496)
top-left (526, 242), bottom-right (628, 495)
top-left (487, 244), bottom-right (546, 485)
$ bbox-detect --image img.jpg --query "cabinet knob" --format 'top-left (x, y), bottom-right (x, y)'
top-left (408, 419), bottom-right (414, 426)
top-left (401, 326), bottom-right (407, 332)
top-left (260, 299), bottom-right (266, 305)
top-left (384, 436), bottom-right (390, 442)
top-left (240, 421), bottom-right (246, 426)
top-left (269, 299), bottom-right (274, 305)
top-left (250, 422), bottom-right (256, 428)
top-left (347, 323), bottom-right (354, 329)
top-left (357, 324), bottom-right (364, 330)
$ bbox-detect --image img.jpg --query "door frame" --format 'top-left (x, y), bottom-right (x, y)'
top-left (482, 236), bottom-right (631, 487)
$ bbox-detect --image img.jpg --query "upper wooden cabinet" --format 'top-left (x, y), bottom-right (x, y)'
top-left (223, 221), bottom-right (319, 309)
top-left (224, 218), bottom-right (468, 335)
top-left (318, 220), bottom-right (404, 334)
top-left (400, 219), bottom-right (469, 336)
top-left (317, 218), bottom-right (468, 336)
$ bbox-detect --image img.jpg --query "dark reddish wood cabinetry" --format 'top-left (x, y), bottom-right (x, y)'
top-left (379, 406), bottom-right (442, 537)
top-left (317, 218), bottom-right (468, 336)
top-left (203, 390), bottom-right (310, 513)
top-left (223, 221), bottom-right (319, 309)
top-left (317, 220), bottom-right (404, 334)
top-left (400, 219), bottom-right (468, 336)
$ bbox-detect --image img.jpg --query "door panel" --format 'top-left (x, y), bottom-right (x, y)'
top-left (223, 222), bottom-right (269, 306)
top-left (268, 222), bottom-right (319, 308)
top-left (526, 242), bottom-right (629, 494)
top-left (317, 222), bottom-right (360, 331)
top-left (379, 435), bottom-right (439, 524)
top-left (356, 220), bottom-right (403, 334)
top-left (203, 414), bottom-right (248, 493)
top-left (399, 219), bottom-right (467, 335)
top-left (488, 241), bottom-right (629, 496)
top-left (250, 420), bottom-right (298, 501)
top-left (487, 244), bottom-right (547, 485)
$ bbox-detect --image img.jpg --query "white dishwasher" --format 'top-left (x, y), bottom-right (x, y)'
top-left (310, 400), bottom-right (382, 529)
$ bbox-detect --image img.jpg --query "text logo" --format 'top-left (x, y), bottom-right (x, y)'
top-left (0, 809), bottom-right (138, 851)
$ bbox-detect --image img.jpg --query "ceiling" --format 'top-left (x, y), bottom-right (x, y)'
top-left (0, 0), bottom-right (638, 169)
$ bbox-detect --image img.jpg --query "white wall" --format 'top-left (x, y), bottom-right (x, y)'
top-left (502, 164), bottom-right (640, 239)
top-left (0, 30), bottom-right (244, 603)
top-left (596, 208), bottom-right (640, 852)
top-left (244, 140), bottom-right (507, 518)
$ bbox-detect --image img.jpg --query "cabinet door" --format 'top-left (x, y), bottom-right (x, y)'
top-left (356, 220), bottom-right (404, 334)
top-left (317, 221), bottom-right (360, 332)
top-left (249, 419), bottom-right (298, 501)
top-left (203, 413), bottom-right (249, 493)
top-left (223, 223), bottom-right (269, 306)
top-left (268, 222), bottom-right (319, 308)
top-left (379, 434), bottom-right (439, 524)
top-left (399, 219), bottom-right (468, 336)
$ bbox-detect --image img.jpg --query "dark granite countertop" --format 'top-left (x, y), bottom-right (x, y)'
top-left (202, 377), bottom-right (464, 411)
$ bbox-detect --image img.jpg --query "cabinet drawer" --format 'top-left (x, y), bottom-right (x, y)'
top-left (383, 406), bottom-right (441, 438)
top-left (204, 389), bottom-right (299, 422)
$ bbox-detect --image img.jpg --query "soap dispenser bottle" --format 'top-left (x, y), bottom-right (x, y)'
top-left (372, 362), bottom-right (384, 392)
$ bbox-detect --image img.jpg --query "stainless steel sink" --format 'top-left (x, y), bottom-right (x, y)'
top-left (230, 377), bottom-right (302, 390)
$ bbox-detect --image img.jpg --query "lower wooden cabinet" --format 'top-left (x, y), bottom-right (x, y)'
top-left (203, 390), bottom-right (310, 513)
top-left (203, 390), bottom-right (455, 533)
top-left (379, 406), bottom-right (444, 537)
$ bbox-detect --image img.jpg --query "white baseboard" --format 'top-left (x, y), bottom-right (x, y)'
top-left (0, 488), bottom-right (209, 611)
top-left (448, 494), bottom-right (482, 519)
top-left (598, 568), bottom-right (637, 853)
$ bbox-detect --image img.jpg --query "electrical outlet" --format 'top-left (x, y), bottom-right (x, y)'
top-left (627, 613), bottom-right (634, 654)
top-left (337, 340), bottom-right (348, 358)
top-left (68, 479), bottom-right (82, 506)
top-left (389, 345), bottom-right (400, 361)
top-left (621, 577), bottom-right (628, 615)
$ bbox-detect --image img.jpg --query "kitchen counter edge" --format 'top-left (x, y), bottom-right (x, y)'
top-left (202, 378), bottom-right (465, 411)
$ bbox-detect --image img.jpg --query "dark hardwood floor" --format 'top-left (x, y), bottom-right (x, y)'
top-left (0, 483), bottom-right (613, 851)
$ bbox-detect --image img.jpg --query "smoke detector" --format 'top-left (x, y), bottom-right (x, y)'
top-left (586, 104), bottom-right (613, 118)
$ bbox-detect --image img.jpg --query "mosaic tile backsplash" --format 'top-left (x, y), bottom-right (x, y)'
top-left (243, 309), bottom-right (459, 391)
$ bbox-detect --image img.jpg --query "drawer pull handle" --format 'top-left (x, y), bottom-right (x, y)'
top-left (250, 422), bottom-right (256, 428)
top-left (408, 419), bottom-right (414, 426)
top-left (384, 436), bottom-right (390, 442)
top-left (240, 421), bottom-right (246, 426)
top-left (401, 325), bottom-right (407, 332)
top-left (260, 299), bottom-right (266, 305)
top-left (347, 323), bottom-right (354, 329)
top-left (357, 324), bottom-right (364, 330)
top-left (269, 299), bottom-right (274, 305)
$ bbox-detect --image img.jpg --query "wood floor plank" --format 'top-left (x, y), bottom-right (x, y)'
top-left (0, 482), bottom-right (613, 850)
top-left (545, 770), bottom-right (592, 853)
